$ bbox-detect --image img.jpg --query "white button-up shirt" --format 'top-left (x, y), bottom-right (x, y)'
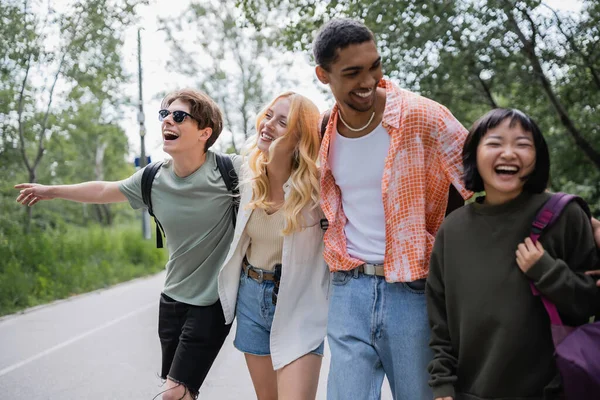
top-left (218, 165), bottom-right (330, 370)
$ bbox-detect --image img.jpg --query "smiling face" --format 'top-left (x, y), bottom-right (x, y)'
top-left (316, 40), bottom-right (383, 114)
top-left (161, 99), bottom-right (210, 156)
top-left (476, 118), bottom-right (537, 205)
top-left (257, 97), bottom-right (293, 155)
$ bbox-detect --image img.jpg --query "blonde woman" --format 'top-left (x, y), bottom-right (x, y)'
top-left (218, 92), bottom-right (328, 400)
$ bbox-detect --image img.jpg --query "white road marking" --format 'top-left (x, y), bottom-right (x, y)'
top-left (0, 302), bottom-right (156, 378)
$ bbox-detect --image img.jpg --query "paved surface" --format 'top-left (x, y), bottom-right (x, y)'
top-left (0, 271), bottom-right (392, 399)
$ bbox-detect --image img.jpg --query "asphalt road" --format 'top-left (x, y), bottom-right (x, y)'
top-left (0, 271), bottom-right (392, 399)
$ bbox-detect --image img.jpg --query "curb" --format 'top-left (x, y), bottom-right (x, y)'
top-left (0, 270), bottom-right (165, 323)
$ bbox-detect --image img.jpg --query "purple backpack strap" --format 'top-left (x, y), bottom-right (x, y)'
top-left (529, 192), bottom-right (591, 326)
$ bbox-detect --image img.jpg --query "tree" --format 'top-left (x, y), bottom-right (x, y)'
top-left (1, 0), bottom-right (146, 230)
top-left (237, 0), bottom-right (600, 209)
top-left (160, 0), bottom-right (298, 152)
top-left (47, 100), bottom-right (131, 226)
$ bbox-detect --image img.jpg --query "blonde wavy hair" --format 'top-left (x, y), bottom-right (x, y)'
top-left (245, 92), bottom-right (321, 235)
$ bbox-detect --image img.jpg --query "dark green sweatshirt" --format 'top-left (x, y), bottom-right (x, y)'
top-left (426, 191), bottom-right (600, 400)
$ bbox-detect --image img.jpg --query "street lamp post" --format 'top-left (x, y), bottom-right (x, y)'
top-left (138, 28), bottom-right (151, 240)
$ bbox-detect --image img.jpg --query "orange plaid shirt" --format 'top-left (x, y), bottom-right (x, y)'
top-left (320, 78), bottom-right (471, 282)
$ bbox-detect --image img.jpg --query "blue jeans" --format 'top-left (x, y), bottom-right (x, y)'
top-left (327, 270), bottom-right (432, 400)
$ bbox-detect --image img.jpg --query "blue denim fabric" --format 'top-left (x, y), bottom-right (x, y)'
top-left (326, 270), bottom-right (432, 400)
top-left (234, 271), bottom-right (325, 357)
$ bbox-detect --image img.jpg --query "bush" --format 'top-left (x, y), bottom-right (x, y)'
top-left (0, 224), bottom-right (167, 316)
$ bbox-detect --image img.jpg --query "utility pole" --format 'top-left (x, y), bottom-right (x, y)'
top-left (138, 28), bottom-right (151, 240)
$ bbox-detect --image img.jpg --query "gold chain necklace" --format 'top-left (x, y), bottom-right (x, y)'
top-left (337, 110), bottom-right (375, 132)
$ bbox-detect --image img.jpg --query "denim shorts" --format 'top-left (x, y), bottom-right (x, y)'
top-left (234, 271), bottom-right (324, 357)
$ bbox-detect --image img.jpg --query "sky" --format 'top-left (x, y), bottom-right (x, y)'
top-left (119, 0), bottom-right (329, 163)
top-left (118, 0), bottom-right (582, 164)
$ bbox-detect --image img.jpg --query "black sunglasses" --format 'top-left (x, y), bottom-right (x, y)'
top-left (158, 109), bottom-right (195, 124)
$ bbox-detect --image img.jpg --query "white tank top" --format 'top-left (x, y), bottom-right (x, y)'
top-left (329, 123), bottom-right (389, 264)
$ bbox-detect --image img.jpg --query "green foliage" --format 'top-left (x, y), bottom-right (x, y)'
top-left (236, 0), bottom-right (600, 212)
top-left (0, 224), bottom-right (167, 316)
top-left (160, 0), bottom-right (299, 153)
top-left (1, 0), bottom-right (146, 231)
top-left (0, 1), bottom-right (162, 315)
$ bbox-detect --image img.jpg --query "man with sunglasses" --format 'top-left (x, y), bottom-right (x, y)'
top-left (15, 89), bottom-right (241, 400)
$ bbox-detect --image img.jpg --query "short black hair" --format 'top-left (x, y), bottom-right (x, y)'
top-left (312, 18), bottom-right (375, 71)
top-left (462, 108), bottom-right (550, 193)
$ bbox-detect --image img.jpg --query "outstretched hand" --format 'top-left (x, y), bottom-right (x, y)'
top-left (14, 183), bottom-right (54, 206)
top-left (585, 270), bottom-right (600, 288)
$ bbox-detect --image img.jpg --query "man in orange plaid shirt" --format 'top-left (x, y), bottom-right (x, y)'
top-left (313, 19), bottom-right (471, 400)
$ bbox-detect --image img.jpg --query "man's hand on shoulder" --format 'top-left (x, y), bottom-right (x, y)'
top-left (592, 217), bottom-right (600, 249)
top-left (584, 270), bottom-right (600, 287)
top-left (589, 217), bottom-right (600, 287)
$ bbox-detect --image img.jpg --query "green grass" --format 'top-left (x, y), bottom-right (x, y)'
top-left (0, 224), bottom-right (167, 316)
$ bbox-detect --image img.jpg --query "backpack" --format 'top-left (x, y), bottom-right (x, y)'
top-left (141, 153), bottom-right (239, 248)
top-left (528, 192), bottom-right (600, 399)
top-left (319, 110), bottom-right (332, 232)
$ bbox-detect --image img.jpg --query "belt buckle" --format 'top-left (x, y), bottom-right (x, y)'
top-left (362, 263), bottom-right (384, 276)
top-left (363, 263), bottom-right (375, 275)
top-left (255, 269), bottom-right (264, 283)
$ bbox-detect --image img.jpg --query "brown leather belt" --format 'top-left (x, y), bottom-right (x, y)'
top-left (242, 259), bottom-right (275, 283)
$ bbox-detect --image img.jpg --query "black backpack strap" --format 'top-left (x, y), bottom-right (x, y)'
top-left (317, 110), bottom-right (332, 231)
top-left (215, 153), bottom-right (239, 227)
top-left (141, 161), bottom-right (165, 248)
top-left (320, 109), bottom-right (331, 139)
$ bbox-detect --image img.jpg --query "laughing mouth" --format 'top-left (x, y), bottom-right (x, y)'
top-left (495, 165), bottom-right (519, 175)
top-left (163, 130), bottom-right (179, 141)
top-left (260, 132), bottom-right (275, 141)
top-left (353, 89), bottom-right (373, 99)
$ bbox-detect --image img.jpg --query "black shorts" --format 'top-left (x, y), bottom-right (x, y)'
top-left (158, 293), bottom-right (231, 396)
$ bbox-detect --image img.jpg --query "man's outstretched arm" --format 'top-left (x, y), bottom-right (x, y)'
top-left (15, 181), bottom-right (127, 207)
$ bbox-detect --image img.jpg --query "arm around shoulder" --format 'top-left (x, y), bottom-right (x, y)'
top-left (592, 217), bottom-right (600, 248)
top-left (229, 153), bottom-right (244, 176)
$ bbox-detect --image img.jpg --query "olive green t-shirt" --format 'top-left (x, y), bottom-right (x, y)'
top-left (119, 150), bottom-right (241, 306)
